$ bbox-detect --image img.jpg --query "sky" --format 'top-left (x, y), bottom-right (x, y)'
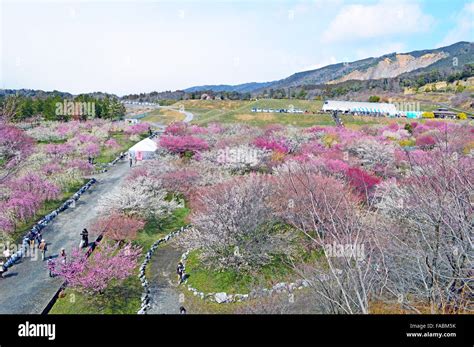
top-left (1, 0), bottom-right (473, 96)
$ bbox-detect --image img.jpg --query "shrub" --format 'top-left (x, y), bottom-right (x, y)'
top-left (368, 95), bottom-right (380, 102)
top-left (422, 112), bottom-right (435, 119)
top-left (398, 138), bottom-right (416, 147)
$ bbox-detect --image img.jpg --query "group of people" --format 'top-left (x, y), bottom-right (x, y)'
top-left (25, 231), bottom-right (49, 261)
top-left (0, 228), bottom-right (90, 280)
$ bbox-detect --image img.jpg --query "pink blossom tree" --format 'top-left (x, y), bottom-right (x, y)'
top-left (48, 242), bottom-right (142, 294)
top-left (253, 137), bottom-right (289, 153)
top-left (159, 135), bottom-right (209, 156)
top-left (0, 123), bottom-right (35, 183)
top-left (95, 212), bottom-right (145, 241)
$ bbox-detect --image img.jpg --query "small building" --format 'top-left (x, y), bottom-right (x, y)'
top-left (128, 138), bottom-right (158, 161)
top-left (322, 100), bottom-right (398, 116)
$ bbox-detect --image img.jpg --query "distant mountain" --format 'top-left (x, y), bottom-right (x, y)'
top-left (184, 81), bottom-right (273, 93)
top-left (184, 41), bottom-right (473, 93)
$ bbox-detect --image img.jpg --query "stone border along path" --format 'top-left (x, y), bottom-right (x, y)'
top-left (137, 225), bottom-right (192, 314)
top-left (179, 250), bottom-right (311, 304)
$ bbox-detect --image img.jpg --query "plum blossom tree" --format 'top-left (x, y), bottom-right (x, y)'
top-left (9, 173), bottom-right (60, 201)
top-left (179, 174), bottom-right (294, 270)
top-left (159, 135), bottom-right (209, 156)
top-left (104, 138), bottom-right (120, 150)
top-left (48, 242), bottom-right (142, 294)
top-left (347, 138), bottom-right (395, 175)
top-left (253, 137), bottom-right (289, 153)
top-left (84, 143), bottom-right (101, 157)
top-left (0, 123), bottom-right (35, 183)
top-left (344, 167), bottom-right (381, 198)
top-left (124, 123), bottom-right (150, 135)
top-left (273, 165), bottom-right (386, 314)
top-left (97, 175), bottom-right (179, 218)
top-left (95, 212), bottom-right (145, 241)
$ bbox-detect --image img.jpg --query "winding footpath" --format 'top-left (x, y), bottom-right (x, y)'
top-left (146, 242), bottom-right (184, 314)
top-left (0, 109), bottom-right (194, 314)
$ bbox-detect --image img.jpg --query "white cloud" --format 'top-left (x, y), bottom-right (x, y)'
top-left (321, 0), bottom-right (434, 43)
top-left (438, 2), bottom-right (474, 47)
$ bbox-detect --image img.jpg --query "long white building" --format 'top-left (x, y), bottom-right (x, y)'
top-left (322, 100), bottom-right (398, 115)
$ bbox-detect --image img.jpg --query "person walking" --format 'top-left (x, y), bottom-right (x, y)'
top-left (179, 306), bottom-right (187, 314)
top-left (38, 239), bottom-right (48, 261)
top-left (35, 232), bottom-right (42, 247)
top-left (47, 259), bottom-right (54, 277)
top-left (60, 248), bottom-right (67, 264)
top-left (128, 153), bottom-right (133, 167)
top-left (80, 228), bottom-right (89, 248)
top-left (29, 237), bottom-right (35, 254)
top-left (176, 262), bottom-right (185, 284)
top-left (3, 247), bottom-right (10, 260)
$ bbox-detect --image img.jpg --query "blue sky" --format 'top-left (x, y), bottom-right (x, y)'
top-left (1, 0), bottom-right (473, 95)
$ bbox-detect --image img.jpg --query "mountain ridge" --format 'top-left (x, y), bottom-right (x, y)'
top-left (184, 41), bottom-right (473, 93)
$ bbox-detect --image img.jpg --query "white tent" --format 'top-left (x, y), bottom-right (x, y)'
top-left (128, 138), bottom-right (158, 161)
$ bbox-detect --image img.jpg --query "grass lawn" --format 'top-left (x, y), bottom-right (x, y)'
top-left (50, 275), bottom-right (142, 314)
top-left (173, 99), bottom-right (330, 127)
top-left (49, 206), bottom-right (190, 314)
top-left (184, 250), bottom-right (296, 294)
top-left (141, 108), bottom-right (185, 124)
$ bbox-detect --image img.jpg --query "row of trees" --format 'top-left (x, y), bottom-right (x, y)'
top-left (400, 64), bottom-right (474, 89)
top-left (0, 94), bottom-right (125, 122)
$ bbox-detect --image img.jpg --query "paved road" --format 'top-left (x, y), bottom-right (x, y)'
top-left (125, 104), bottom-right (194, 128)
top-left (0, 160), bottom-right (131, 314)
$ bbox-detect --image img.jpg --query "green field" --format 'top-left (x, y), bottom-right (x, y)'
top-left (173, 99), bottom-right (333, 127)
top-left (172, 99), bottom-right (437, 127)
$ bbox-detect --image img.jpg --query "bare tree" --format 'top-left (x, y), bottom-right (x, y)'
top-left (375, 148), bottom-right (473, 313)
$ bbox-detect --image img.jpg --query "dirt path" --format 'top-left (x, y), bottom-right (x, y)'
top-left (147, 242), bottom-right (184, 314)
top-left (0, 160), bottom-right (132, 314)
